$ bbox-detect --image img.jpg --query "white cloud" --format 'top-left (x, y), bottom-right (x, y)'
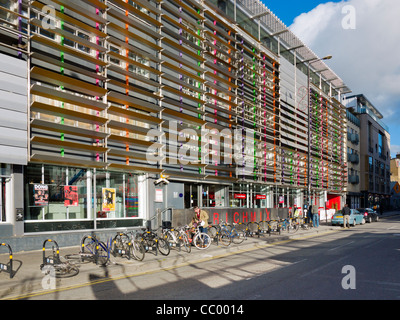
top-left (289, 0), bottom-right (400, 152)
top-left (289, 0), bottom-right (400, 117)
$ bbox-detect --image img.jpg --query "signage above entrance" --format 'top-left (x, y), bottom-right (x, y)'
top-left (234, 194), bottom-right (246, 199)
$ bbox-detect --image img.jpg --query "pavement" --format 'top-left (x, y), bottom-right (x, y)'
top-left (0, 210), bottom-right (399, 300)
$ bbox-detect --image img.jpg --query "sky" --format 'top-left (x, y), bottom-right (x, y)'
top-left (261, 0), bottom-right (400, 158)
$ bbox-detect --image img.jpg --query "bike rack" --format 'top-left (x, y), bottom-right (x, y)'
top-left (164, 228), bottom-right (182, 252)
top-left (112, 232), bottom-right (133, 260)
top-left (267, 220), bottom-right (281, 236)
top-left (258, 221), bottom-right (269, 235)
top-left (247, 222), bottom-right (261, 238)
top-left (0, 242), bottom-right (13, 279)
top-left (41, 239), bottom-right (62, 269)
top-left (80, 234), bottom-right (101, 264)
top-left (141, 230), bottom-right (158, 256)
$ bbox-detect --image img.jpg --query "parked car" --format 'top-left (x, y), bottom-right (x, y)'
top-left (331, 209), bottom-right (365, 227)
top-left (358, 208), bottom-right (379, 223)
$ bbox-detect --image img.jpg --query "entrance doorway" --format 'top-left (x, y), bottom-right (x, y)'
top-left (184, 183), bottom-right (198, 209)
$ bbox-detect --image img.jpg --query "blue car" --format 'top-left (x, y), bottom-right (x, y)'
top-left (331, 209), bottom-right (365, 227)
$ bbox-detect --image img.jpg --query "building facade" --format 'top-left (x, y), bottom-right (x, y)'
top-left (345, 108), bottom-right (361, 208)
top-left (0, 0), bottom-right (349, 248)
top-left (390, 155), bottom-right (400, 184)
top-left (343, 94), bottom-right (391, 210)
top-left (390, 155), bottom-right (400, 209)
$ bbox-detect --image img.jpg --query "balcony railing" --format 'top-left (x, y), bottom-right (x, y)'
top-left (348, 175), bottom-right (360, 184)
top-left (347, 132), bottom-right (359, 144)
top-left (347, 153), bottom-right (359, 164)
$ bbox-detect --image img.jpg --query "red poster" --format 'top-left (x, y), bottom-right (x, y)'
top-left (64, 186), bottom-right (78, 207)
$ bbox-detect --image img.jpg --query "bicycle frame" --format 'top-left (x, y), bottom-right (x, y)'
top-left (219, 221), bottom-right (245, 240)
top-left (80, 234), bottom-right (111, 265)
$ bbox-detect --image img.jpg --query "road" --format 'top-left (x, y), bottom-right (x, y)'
top-left (11, 215), bottom-right (400, 301)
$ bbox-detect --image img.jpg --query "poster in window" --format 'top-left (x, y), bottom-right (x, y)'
top-left (34, 184), bottom-right (49, 206)
top-left (64, 186), bottom-right (78, 207)
top-left (102, 188), bottom-right (116, 212)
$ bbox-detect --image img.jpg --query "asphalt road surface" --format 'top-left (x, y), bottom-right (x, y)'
top-left (14, 215), bottom-right (400, 301)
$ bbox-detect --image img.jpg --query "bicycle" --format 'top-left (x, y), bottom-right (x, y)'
top-left (137, 228), bottom-right (170, 256)
top-left (207, 224), bottom-right (219, 245)
top-left (297, 217), bottom-right (311, 230)
top-left (215, 222), bottom-right (231, 246)
top-left (191, 226), bottom-right (211, 250)
top-left (160, 226), bottom-right (191, 253)
top-left (65, 234), bottom-right (110, 266)
top-left (111, 231), bottom-right (145, 261)
top-left (40, 239), bottom-right (79, 278)
top-left (217, 221), bottom-right (247, 245)
top-left (279, 218), bottom-right (299, 233)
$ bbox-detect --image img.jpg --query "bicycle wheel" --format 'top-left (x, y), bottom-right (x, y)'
top-left (218, 230), bottom-right (231, 246)
top-left (232, 229), bottom-right (246, 244)
top-left (130, 240), bottom-right (145, 261)
top-left (96, 241), bottom-right (110, 266)
top-left (81, 236), bottom-right (96, 255)
top-left (279, 220), bottom-right (288, 233)
top-left (288, 219), bottom-right (299, 233)
top-left (157, 238), bottom-right (170, 256)
top-left (179, 233), bottom-right (191, 253)
top-left (54, 263), bottom-right (80, 278)
top-left (207, 225), bottom-right (218, 238)
top-left (194, 232), bottom-right (211, 250)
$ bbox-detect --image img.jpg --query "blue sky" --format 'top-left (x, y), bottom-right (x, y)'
top-left (260, 0), bottom-right (400, 159)
top-left (261, 0), bottom-right (341, 26)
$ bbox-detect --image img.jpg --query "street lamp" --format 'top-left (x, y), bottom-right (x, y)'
top-left (307, 55), bottom-right (332, 207)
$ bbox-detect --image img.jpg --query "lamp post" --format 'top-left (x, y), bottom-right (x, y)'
top-left (307, 55), bottom-right (332, 207)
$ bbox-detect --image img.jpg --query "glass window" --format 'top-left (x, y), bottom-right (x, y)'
top-left (25, 164), bottom-right (89, 221)
top-left (378, 132), bottom-right (384, 156)
top-left (66, 168), bottom-right (88, 220)
top-left (96, 170), bottom-right (140, 218)
top-left (125, 173), bottom-right (139, 217)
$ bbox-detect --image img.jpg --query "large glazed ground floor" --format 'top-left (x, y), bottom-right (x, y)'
top-left (0, 163), bottom-right (345, 250)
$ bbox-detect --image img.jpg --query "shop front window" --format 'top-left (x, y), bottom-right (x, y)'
top-left (24, 164), bottom-right (142, 232)
top-left (96, 171), bottom-right (139, 218)
top-left (125, 173), bottom-right (139, 217)
top-left (229, 184), bottom-right (249, 208)
top-left (25, 164), bottom-right (88, 221)
top-left (252, 185), bottom-right (270, 208)
top-left (202, 184), bottom-right (226, 207)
